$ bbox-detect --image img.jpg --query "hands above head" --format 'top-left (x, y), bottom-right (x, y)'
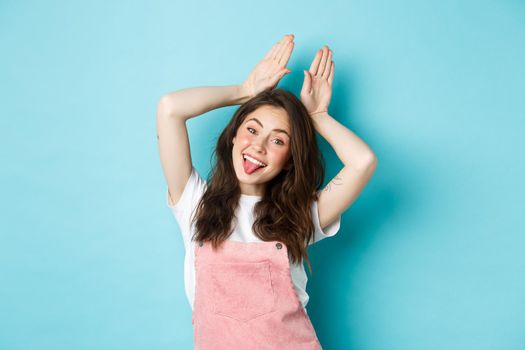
top-left (240, 34), bottom-right (295, 99)
top-left (300, 45), bottom-right (334, 116)
top-left (239, 36), bottom-right (334, 113)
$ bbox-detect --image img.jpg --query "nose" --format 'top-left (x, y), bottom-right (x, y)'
top-left (252, 137), bottom-right (266, 152)
top-left (251, 138), bottom-right (266, 154)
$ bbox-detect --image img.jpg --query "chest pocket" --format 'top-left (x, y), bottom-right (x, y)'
top-left (210, 260), bottom-right (276, 322)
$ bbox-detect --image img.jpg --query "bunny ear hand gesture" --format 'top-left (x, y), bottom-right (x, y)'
top-left (241, 34), bottom-right (295, 98)
top-left (300, 45), bottom-right (334, 116)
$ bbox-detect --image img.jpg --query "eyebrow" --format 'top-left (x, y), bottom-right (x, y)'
top-left (246, 118), bottom-right (290, 138)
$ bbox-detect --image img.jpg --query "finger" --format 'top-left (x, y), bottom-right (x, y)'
top-left (264, 43), bottom-right (278, 60)
top-left (302, 70), bottom-right (312, 94)
top-left (317, 46), bottom-right (329, 77)
top-left (271, 68), bottom-right (290, 87)
top-left (275, 36), bottom-right (293, 62)
top-left (264, 40), bottom-right (281, 60)
top-left (278, 40), bottom-right (294, 66)
top-left (309, 49), bottom-right (322, 76)
top-left (271, 35), bottom-right (289, 60)
top-left (264, 35), bottom-right (287, 60)
top-left (322, 49), bottom-right (332, 78)
top-left (328, 61), bottom-right (334, 85)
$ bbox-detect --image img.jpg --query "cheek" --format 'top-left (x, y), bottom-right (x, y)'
top-left (232, 134), bottom-right (251, 155)
top-left (240, 136), bottom-right (252, 145)
top-left (235, 131), bottom-right (250, 144)
top-left (271, 147), bottom-right (291, 166)
top-left (237, 134), bottom-right (254, 147)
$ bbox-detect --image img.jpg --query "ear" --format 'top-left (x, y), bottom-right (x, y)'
top-left (232, 136), bottom-right (235, 144)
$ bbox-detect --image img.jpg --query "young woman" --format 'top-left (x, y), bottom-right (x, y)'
top-left (157, 34), bottom-right (377, 349)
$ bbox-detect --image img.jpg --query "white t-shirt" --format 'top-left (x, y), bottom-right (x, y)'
top-left (166, 166), bottom-right (341, 313)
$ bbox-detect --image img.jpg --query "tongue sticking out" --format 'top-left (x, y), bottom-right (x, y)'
top-left (243, 158), bottom-right (264, 175)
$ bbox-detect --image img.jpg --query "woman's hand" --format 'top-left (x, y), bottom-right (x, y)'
top-left (240, 34), bottom-right (294, 99)
top-left (300, 45), bottom-right (334, 116)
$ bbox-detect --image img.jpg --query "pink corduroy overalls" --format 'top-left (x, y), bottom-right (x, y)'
top-left (192, 239), bottom-right (323, 350)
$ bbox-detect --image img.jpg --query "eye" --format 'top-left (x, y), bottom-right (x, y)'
top-left (247, 127), bottom-right (285, 146)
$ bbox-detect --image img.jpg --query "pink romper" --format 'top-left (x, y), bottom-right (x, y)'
top-left (192, 239), bottom-right (323, 350)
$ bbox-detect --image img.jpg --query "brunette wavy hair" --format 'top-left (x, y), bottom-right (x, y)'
top-left (190, 88), bottom-right (325, 273)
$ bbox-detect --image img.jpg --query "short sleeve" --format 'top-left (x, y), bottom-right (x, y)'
top-left (166, 166), bottom-right (207, 246)
top-left (308, 198), bottom-right (341, 245)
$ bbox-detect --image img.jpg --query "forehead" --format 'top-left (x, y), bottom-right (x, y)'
top-left (244, 105), bottom-right (290, 129)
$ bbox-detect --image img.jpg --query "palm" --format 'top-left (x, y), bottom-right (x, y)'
top-left (242, 35), bottom-right (294, 97)
top-left (300, 46), bottom-right (334, 115)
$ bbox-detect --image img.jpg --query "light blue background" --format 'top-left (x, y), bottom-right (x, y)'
top-left (1, 1), bottom-right (524, 349)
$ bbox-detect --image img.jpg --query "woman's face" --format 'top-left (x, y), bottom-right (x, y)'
top-left (232, 105), bottom-right (292, 196)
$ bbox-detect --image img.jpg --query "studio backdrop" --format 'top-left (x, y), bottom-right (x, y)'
top-left (1, 1), bottom-right (524, 349)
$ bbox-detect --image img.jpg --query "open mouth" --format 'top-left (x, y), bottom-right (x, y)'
top-left (242, 154), bottom-right (267, 175)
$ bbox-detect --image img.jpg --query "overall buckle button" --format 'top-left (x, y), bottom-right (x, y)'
top-left (275, 242), bottom-right (282, 250)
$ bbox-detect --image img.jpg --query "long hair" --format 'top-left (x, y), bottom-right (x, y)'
top-left (190, 88), bottom-right (325, 273)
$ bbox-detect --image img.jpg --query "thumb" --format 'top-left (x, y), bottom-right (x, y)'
top-left (302, 70), bottom-right (312, 92)
top-left (272, 68), bottom-right (290, 86)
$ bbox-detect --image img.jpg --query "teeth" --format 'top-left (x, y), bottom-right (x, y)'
top-left (243, 154), bottom-right (266, 167)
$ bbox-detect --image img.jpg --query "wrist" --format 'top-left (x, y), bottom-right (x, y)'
top-left (309, 110), bottom-right (329, 117)
top-left (235, 84), bottom-right (253, 105)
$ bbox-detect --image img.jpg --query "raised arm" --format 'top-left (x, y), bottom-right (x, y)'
top-left (156, 85), bottom-right (251, 206)
top-left (157, 34), bottom-right (295, 206)
top-left (300, 45), bottom-right (378, 230)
